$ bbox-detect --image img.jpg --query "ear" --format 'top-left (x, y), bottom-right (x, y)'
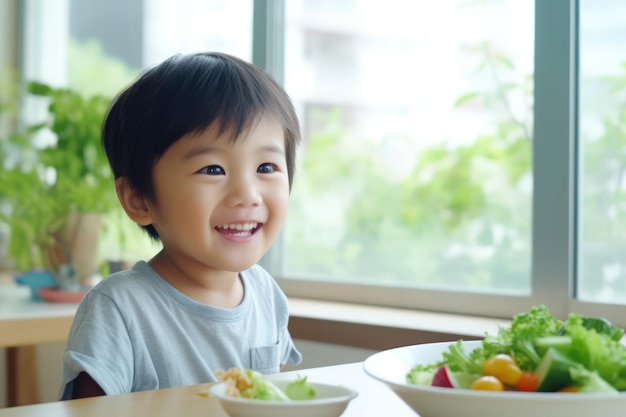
top-left (115, 177), bottom-right (154, 226)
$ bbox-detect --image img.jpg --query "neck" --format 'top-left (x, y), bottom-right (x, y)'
top-left (148, 250), bottom-right (244, 308)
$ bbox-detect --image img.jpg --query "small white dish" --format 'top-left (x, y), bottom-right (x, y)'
top-left (209, 379), bottom-right (358, 417)
top-left (363, 340), bottom-right (626, 417)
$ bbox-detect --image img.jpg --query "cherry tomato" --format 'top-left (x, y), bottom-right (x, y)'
top-left (515, 371), bottom-right (539, 392)
top-left (470, 375), bottom-right (505, 391)
top-left (483, 354), bottom-right (522, 386)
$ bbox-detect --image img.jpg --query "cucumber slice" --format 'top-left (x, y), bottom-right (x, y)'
top-left (534, 335), bottom-right (572, 355)
top-left (535, 348), bottom-right (579, 392)
top-left (450, 372), bottom-right (482, 389)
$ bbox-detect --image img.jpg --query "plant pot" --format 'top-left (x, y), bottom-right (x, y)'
top-left (46, 212), bottom-right (102, 289)
top-left (66, 212), bottom-right (102, 286)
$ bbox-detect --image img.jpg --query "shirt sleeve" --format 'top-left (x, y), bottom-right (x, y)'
top-left (59, 290), bottom-right (135, 399)
top-left (281, 328), bottom-right (303, 366)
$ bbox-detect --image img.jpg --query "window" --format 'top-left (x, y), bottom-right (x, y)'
top-left (18, 0), bottom-right (252, 264)
top-left (277, 0), bottom-right (539, 316)
top-left (273, 0), bottom-right (626, 325)
top-left (22, 0), bottom-right (252, 96)
top-left (282, 0), bottom-right (534, 293)
top-left (11, 0), bottom-right (626, 326)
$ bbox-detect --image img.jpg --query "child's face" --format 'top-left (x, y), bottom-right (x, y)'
top-left (146, 116), bottom-right (290, 274)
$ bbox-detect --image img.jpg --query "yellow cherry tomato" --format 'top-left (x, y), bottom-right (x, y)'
top-left (470, 375), bottom-right (505, 391)
top-left (483, 354), bottom-right (522, 386)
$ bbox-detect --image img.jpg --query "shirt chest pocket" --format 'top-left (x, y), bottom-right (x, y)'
top-left (249, 342), bottom-right (281, 374)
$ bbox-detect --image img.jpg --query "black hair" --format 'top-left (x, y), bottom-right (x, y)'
top-left (102, 52), bottom-right (301, 239)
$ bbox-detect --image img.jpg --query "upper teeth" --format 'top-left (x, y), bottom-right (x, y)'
top-left (219, 223), bottom-right (257, 231)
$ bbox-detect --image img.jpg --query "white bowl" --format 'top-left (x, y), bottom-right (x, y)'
top-left (363, 340), bottom-right (626, 417)
top-left (209, 379), bottom-right (358, 417)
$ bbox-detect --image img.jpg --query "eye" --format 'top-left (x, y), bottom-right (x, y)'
top-left (257, 163), bottom-right (277, 174)
top-left (198, 165), bottom-right (225, 175)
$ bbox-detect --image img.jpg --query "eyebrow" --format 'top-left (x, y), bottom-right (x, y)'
top-left (182, 143), bottom-right (285, 161)
top-left (182, 145), bottom-right (220, 161)
top-left (258, 144), bottom-right (286, 156)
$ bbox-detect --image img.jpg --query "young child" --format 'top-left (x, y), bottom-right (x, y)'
top-left (59, 52), bottom-right (303, 399)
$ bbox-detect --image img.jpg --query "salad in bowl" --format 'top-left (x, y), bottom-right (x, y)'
top-left (363, 305), bottom-right (626, 417)
top-left (407, 305), bottom-right (626, 393)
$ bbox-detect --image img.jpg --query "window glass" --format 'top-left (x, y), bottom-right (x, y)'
top-left (578, 0), bottom-right (626, 304)
top-left (65, 0), bottom-right (252, 96)
top-left (20, 0), bottom-right (252, 266)
top-left (282, 0), bottom-right (534, 294)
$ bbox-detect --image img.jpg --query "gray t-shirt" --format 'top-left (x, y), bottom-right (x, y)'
top-left (59, 261), bottom-right (301, 399)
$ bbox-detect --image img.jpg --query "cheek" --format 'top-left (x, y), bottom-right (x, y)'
top-left (266, 183), bottom-right (290, 220)
top-left (151, 173), bottom-right (211, 224)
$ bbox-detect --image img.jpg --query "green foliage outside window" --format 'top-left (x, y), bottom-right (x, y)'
top-left (287, 44), bottom-right (626, 296)
top-left (579, 63), bottom-right (626, 298)
top-left (3, 35), bottom-right (624, 295)
top-left (287, 41), bottom-right (533, 291)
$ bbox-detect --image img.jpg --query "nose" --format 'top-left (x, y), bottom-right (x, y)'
top-left (224, 174), bottom-right (262, 207)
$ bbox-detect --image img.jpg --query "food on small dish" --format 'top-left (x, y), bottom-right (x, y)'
top-left (208, 369), bottom-right (358, 417)
top-left (215, 368), bottom-right (317, 400)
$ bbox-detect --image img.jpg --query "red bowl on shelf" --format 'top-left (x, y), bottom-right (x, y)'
top-left (37, 287), bottom-right (90, 303)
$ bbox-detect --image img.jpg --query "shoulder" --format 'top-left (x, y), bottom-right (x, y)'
top-left (70, 261), bottom-right (170, 330)
top-left (84, 261), bottom-right (157, 303)
top-left (95, 261), bottom-right (153, 286)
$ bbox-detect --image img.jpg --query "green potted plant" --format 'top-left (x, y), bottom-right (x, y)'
top-left (0, 81), bottom-right (117, 295)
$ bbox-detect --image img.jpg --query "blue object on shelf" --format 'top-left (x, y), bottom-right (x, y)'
top-left (14, 270), bottom-right (56, 301)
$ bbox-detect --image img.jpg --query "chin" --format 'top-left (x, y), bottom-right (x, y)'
top-left (218, 246), bottom-right (268, 272)
top-left (224, 259), bottom-right (260, 273)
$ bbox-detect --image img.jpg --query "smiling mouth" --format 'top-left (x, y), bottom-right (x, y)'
top-left (215, 222), bottom-right (260, 237)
